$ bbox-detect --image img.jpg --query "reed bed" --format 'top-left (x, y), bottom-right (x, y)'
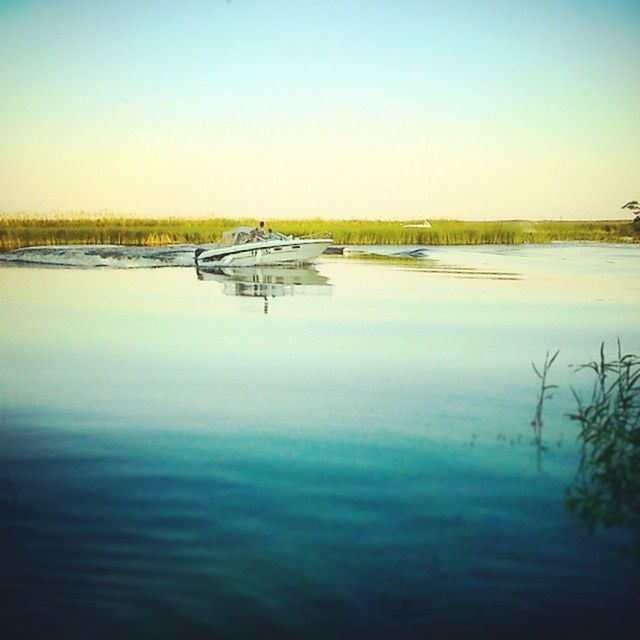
top-left (0, 216), bottom-right (634, 250)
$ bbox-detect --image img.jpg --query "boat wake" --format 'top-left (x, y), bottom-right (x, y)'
top-left (0, 244), bottom-right (426, 269)
top-left (0, 244), bottom-right (198, 268)
top-left (0, 244), bottom-right (520, 280)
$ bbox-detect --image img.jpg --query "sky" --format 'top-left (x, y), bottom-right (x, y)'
top-left (1, 0), bottom-right (638, 220)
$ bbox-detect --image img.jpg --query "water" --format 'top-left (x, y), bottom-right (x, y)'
top-left (1, 243), bottom-right (639, 639)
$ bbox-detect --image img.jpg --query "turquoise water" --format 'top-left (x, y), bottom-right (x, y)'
top-left (1, 243), bottom-right (639, 638)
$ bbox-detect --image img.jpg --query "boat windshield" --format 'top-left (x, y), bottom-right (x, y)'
top-left (220, 227), bottom-right (291, 245)
top-left (219, 227), bottom-right (254, 246)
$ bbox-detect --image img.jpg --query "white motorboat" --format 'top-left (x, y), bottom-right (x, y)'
top-left (194, 227), bottom-right (333, 267)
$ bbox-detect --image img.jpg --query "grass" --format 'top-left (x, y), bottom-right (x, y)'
top-left (0, 216), bottom-right (636, 251)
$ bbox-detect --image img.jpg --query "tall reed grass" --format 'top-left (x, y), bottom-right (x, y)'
top-left (0, 216), bottom-right (634, 250)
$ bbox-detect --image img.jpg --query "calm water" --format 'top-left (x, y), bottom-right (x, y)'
top-left (1, 243), bottom-right (639, 639)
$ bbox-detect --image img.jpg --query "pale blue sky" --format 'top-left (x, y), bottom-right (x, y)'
top-left (1, 0), bottom-right (638, 219)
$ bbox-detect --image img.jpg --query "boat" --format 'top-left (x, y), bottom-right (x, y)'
top-left (403, 220), bottom-right (431, 228)
top-left (194, 227), bottom-right (333, 267)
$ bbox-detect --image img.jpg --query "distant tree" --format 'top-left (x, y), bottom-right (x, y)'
top-left (622, 200), bottom-right (640, 232)
top-left (622, 200), bottom-right (639, 213)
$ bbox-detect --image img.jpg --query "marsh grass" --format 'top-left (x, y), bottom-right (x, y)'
top-left (0, 216), bottom-right (634, 250)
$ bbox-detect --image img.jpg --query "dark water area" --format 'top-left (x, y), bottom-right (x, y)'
top-left (1, 243), bottom-right (639, 638)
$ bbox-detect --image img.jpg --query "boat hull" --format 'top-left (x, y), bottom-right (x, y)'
top-left (195, 239), bottom-right (332, 267)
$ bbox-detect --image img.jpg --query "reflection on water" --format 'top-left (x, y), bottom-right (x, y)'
top-left (196, 265), bottom-right (331, 313)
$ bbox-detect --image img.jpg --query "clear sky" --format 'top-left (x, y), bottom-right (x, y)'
top-left (1, 0), bottom-right (638, 219)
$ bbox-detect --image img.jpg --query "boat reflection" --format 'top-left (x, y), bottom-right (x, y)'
top-left (196, 264), bottom-right (332, 313)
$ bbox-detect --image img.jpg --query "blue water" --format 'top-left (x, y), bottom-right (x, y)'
top-left (1, 244), bottom-right (639, 638)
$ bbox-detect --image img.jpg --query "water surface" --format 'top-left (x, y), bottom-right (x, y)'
top-left (1, 243), bottom-right (639, 638)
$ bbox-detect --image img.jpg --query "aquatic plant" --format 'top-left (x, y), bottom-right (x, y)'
top-left (531, 350), bottom-right (559, 470)
top-left (565, 343), bottom-right (640, 560)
